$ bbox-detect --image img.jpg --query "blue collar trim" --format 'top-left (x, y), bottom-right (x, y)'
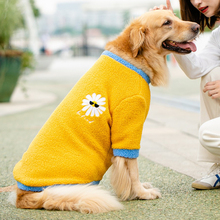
top-left (102, 50), bottom-right (150, 84)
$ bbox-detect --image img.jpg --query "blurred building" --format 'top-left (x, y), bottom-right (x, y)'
top-left (37, 0), bottom-right (171, 36)
top-left (36, 0), bottom-right (176, 56)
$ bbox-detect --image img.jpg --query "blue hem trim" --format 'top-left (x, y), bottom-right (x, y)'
top-left (113, 149), bottom-right (139, 159)
top-left (17, 180), bottom-right (100, 192)
top-left (102, 50), bottom-right (150, 85)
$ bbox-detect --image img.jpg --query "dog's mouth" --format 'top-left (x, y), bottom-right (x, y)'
top-left (162, 40), bottom-right (197, 54)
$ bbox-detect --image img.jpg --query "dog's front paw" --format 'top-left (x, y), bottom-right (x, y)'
top-left (142, 182), bottom-right (153, 189)
top-left (138, 188), bottom-right (161, 200)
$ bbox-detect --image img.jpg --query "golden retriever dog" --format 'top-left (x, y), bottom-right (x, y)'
top-left (2, 10), bottom-right (199, 214)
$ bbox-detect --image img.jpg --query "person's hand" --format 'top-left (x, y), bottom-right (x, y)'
top-left (203, 80), bottom-right (220, 99)
top-left (150, 0), bottom-right (173, 12)
top-left (166, 0), bottom-right (173, 11)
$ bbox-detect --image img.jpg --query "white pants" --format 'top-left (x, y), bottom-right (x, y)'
top-left (198, 67), bottom-right (220, 162)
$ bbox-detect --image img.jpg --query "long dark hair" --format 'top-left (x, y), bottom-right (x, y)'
top-left (179, 0), bottom-right (220, 32)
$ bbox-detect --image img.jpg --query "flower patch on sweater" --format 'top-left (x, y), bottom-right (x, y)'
top-left (82, 93), bottom-right (106, 117)
top-left (77, 93), bottom-right (106, 123)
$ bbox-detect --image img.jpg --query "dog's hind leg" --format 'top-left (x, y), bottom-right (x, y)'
top-left (110, 156), bottom-right (132, 201)
top-left (110, 156), bottom-right (161, 201)
top-left (14, 184), bottom-right (123, 214)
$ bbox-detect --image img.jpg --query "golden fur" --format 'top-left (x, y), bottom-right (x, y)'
top-left (106, 10), bottom-right (199, 86)
top-left (1, 10), bottom-right (199, 214)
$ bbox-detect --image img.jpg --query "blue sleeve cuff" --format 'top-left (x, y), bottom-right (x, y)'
top-left (113, 149), bottom-right (139, 158)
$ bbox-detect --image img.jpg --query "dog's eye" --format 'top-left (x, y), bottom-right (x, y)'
top-left (163, 20), bottom-right (172, 26)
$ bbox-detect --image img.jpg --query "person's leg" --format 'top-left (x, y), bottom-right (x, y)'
top-left (192, 117), bottom-right (220, 189)
top-left (192, 68), bottom-right (220, 189)
top-left (199, 117), bottom-right (220, 157)
top-left (198, 67), bottom-right (220, 162)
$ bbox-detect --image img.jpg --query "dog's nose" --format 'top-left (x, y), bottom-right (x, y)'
top-left (191, 24), bottom-right (200, 34)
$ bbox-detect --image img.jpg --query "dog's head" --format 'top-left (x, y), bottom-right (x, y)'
top-left (129, 10), bottom-right (199, 57)
top-left (105, 10), bottom-right (200, 86)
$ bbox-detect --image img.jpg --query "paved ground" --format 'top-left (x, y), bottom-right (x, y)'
top-left (0, 55), bottom-right (220, 219)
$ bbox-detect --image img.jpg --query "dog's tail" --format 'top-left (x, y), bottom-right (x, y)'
top-left (0, 185), bottom-right (16, 192)
top-left (10, 184), bottom-right (123, 214)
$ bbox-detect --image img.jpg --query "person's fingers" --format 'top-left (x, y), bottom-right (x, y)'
top-left (205, 81), bottom-right (216, 86)
top-left (153, 6), bottom-right (159, 10)
top-left (150, 1), bottom-right (173, 12)
top-left (204, 81), bottom-right (220, 93)
top-left (203, 85), bottom-right (216, 92)
top-left (211, 93), bottom-right (220, 99)
top-left (166, 0), bottom-right (173, 11)
top-left (159, 5), bottom-right (167, 10)
top-left (207, 89), bottom-right (217, 96)
top-left (207, 89), bottom-right (220, 99)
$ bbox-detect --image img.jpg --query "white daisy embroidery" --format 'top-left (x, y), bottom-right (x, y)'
top-left (82, 93), bottom-right (106, 117)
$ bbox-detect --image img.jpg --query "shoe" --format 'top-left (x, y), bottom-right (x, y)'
top-left (192, 163), bottom-right (220, 190)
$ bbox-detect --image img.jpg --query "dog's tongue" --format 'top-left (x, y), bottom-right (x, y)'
top-left (176, 41), bottom-right (197, 52)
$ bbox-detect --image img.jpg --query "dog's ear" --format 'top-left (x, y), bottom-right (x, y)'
top-left (130, 26), bottom-right (146, 57)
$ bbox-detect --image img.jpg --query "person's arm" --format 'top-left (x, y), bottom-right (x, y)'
top-left (152, 0), bottom-right (220, 79)
top-left (174, 27), bottom-right (220, 79)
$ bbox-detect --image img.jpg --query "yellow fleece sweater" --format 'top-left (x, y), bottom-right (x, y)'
top-left (13, 51), bottom-right (151, 191)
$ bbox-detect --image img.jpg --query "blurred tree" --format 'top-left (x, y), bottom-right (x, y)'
top-left (0, 0), bottom-right (41, 48)
top-left (174, 9), bottom-right (180, 19)
top-left (53, 27), bottom-right (81, 36)
top-left (0, 0), bottom-right (24, 48)
top-left (123, 10), bottom-right (130, 27)
top-left (29, 0), bottom-right (40, 18)
top-left (0, 0), bottom-right (38, 102)
top-left (92, 25), bottom-right (122, 37)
